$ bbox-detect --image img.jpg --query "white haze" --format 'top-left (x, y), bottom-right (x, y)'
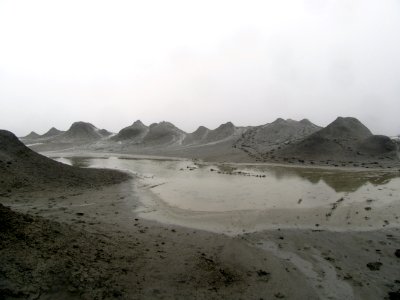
top-left (0, 0), bottom-right (399, 136)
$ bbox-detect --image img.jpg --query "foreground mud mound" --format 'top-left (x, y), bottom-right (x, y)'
top-left (0, 130), bottom-right (129, 192)
top-left (0, 204), bottom-right (135, 299)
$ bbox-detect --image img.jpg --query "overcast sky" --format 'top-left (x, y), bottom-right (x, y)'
top-left (1, 0), bottom-right (399, 136)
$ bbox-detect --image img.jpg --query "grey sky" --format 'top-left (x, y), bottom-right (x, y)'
top-left (1, 0), bottom-right (399, 136)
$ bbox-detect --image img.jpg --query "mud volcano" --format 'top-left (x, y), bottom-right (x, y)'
top-left (270, 117), bottom-right (398, 163)
top-left (143, 121), bottom-right (185, 146)
top-left (112, 120), bottom-right (148, 142)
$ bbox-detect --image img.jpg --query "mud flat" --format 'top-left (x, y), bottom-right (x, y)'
top-left (38, 154), bottom-right (400, 299)
top-left (1, 179), bottom-right (320, 299)
top-left (1, 146), bottom-right (400, 299)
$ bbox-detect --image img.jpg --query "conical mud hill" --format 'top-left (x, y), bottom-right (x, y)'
top-left (182, 126), bottom-right (210, 145)
top-left (41, 127), bottom-right (64, 138)
top-left (270, 117), bottom-right (398, 163)
top-left (22, 131), bottom-right (41, 140)
top-left (60, 122), bottom-right (110, 142)
top-left (143, 121), bottom-right (186, 146)
top-left (235, 118), bottom-right (321, 160)
top-left (112, 120), bottom-right (148, 142)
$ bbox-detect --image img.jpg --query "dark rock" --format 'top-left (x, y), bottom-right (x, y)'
top-left (388, 291), bottom-right (400, 300)
top-left (366, 262), bottom-right (382, 271)
top-left (395, 249), bottom-right (400, 258)
top-left (257, 270), bottom-right (270, 277)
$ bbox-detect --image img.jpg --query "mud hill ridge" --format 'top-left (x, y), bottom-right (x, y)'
top-left (19, 117), bottom-right (400, 166)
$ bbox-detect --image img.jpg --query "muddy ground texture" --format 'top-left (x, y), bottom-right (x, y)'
top-left (1, 129), bottom-right (400, 299)
top-left (1, 180), bottom-right (400, 300)
top-left (0, 183), bottom-right (315, 300)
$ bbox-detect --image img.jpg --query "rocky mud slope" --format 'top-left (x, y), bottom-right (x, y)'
top-left (0, 130), bottom-right (129, 193)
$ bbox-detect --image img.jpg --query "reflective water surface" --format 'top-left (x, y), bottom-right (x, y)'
top-left (53, 155), bottom-right (400, 234)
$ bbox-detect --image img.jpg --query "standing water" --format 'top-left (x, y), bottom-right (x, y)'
top-left (52, 154), bottom-right (400, 235)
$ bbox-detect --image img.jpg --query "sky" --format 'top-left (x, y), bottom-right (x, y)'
top-left (1, 0), bottom-right (400, 136)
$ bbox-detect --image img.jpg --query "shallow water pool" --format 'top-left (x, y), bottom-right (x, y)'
top-left (52, 154), bottom-right (400, 234)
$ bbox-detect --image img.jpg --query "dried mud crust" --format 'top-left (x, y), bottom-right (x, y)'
top-left (0, 203), bottom-right (138, 299)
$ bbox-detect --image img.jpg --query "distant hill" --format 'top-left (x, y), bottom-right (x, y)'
top-left (182, 122), bottom-right (238, 146)
top-left (98, 129), bottom-right (112, 137)
top-left (204, 122), bottom-right (236, 143)
top-left (182, 126), bottom-right (210, 145)
top-left (312, 117), bottom-right (372, 140)
top-left (21, 127), bottom-right (64, 142)
top-left (58, 122), bottom-right (111, 142)
top-left (142, 121), bottom-right (186, 146)
top-left (270, 117), bottom-right (398, 163)
top-left (234, 118), bottom-right (321, 160)
top-left (41, 127), bottom-right (64, 138)
top-left (106, 121), bottom-right (249, 161)
top-left (112, 120), bottom-right (148, 142)
top-left (165, 122), bottom-right (249, 162)
top-left (18, 117), bottom-right (399, 166)
top-left (23, 131), bottom-right (41, 140)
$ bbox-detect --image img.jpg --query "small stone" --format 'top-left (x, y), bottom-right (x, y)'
top-left (274, 292), bottom-right (285, 299)
top-left (257, 270), bottom-right (269, 277)
top-left (366, 262), bottom-right (382, 271)
top-left (395, 249), bottom-right (400, 258)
